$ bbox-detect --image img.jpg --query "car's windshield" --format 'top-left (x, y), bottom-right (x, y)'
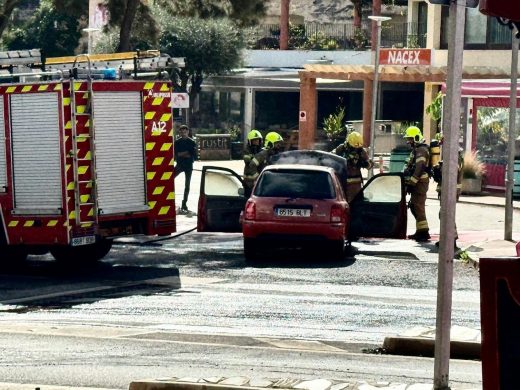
top-left (254, 169), bottom-right (336, 199)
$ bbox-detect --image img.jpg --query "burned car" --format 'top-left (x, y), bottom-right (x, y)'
top-left (197, 150), bottom-right (407, 261)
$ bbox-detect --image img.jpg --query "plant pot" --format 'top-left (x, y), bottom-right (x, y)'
top-left (461, 177), bottom-right (482, 195)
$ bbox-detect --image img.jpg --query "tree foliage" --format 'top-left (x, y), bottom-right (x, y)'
top-left (158, 16), bottom-right (245, 98)
top-left (4, 0), bottom-right (80, 56)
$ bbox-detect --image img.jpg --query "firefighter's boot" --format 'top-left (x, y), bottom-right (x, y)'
top-left (407, 230), bottom-right (431, 242)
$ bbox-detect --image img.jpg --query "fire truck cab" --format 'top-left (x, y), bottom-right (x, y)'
top-left (0, 49), bottom-right (182, 264)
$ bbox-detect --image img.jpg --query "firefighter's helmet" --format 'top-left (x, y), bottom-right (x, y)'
top-left (264, 131), bottom-right (284, 149)
top-left (404, 126), bottom-right (424, 142)
top-left (434, 132), bottom-right (444, 144)
top-left (247, 129), bottom-right (263, 145)
top-left (346, 131), bottom-right (363, 148)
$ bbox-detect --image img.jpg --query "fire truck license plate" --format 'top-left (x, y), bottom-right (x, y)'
top-left (71, 236), bottom-right (96, 246)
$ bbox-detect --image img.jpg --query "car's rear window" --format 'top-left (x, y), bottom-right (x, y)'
top-left (254, 169), bottom-right (336, 199)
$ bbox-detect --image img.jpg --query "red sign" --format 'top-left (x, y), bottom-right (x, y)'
top-left (379, 49), bottom-right (432, 66)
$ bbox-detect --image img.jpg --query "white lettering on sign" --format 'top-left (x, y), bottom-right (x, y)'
top-left (387, 50), bottom-right (421, 65)
top-left (152, 121), bottom-right (167, 133)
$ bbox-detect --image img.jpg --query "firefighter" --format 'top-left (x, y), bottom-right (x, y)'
top-left (431, 132), bottom-right (464, 249)
top-left (403, 126), bottom-right (431, 242)
top-left (243, 129), bottom-right (263, 197)
top-left (253, 131), bottom-right (285, 173)
top-left (331, 131), bottom-right (372, 202)
top-left (174, 124), bottom-right (197, 214)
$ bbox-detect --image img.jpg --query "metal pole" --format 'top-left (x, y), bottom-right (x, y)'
top-left (367, 16), bottom-right (390, 177)
top-left (505, 30), bottom-right (519, 240)
top-left (434, 0), bottom-right (465, 389)
top-left (369, 21), bottom-right (382, 178)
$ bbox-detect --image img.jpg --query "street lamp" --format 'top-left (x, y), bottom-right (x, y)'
top-left (367, 15), bottom-right (391, 177)
top-left (83, 27), bottom-right (100, 55)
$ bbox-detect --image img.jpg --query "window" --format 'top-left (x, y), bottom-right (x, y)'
top-left (255, 170), bottom-right (336, 199)
top-left (440, 7), bottom-right (511, 49)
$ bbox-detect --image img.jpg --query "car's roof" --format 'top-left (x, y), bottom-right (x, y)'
top-left (263, 164), bottom-right (335, 173)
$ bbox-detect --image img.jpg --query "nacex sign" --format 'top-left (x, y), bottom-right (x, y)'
top-left (379, 49), bottom-right (432, 66)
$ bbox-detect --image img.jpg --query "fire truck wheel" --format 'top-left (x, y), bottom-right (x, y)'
top-left (50, 239), bottom-right (113, 263)
top-left (1, 246), bottom-right (28, 263)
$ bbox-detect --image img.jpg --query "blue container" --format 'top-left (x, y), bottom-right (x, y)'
top-left (389, 149), bottom-right (410, 173)
top-left (514, 160), bottom-right (520, 199)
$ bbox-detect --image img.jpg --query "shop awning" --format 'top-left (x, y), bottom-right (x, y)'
top-left (300, 64), bottom-right (512, 83)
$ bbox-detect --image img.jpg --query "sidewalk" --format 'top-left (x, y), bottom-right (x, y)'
top-left (426, 188), bottom-right (520, 265)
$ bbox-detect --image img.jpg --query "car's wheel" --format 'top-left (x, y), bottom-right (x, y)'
top-left (244, 238), bottom-right (259, 264)
top-left (51, 239), bottom-right (113, 264)
top-left (329, 240), bottom-right (345, 261)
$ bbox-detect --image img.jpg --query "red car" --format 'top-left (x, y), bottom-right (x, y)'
top-left (197, 150), bottom-right (407, 262)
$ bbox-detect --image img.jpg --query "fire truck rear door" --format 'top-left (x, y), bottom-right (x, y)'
top-left (10, 93), bottom-right (62, 214)
top-left (94, 91), bottom-right (148, 215)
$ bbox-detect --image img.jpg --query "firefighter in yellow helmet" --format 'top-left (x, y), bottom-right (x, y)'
top-left (243, 129), bottom-right (263, 197)
top-left (431, 132), bottom-right (464, 250)
top-left (331, 131), bottom-right (372, 202)
top-left (244, 131), bottom-right (285, 196)
top-left (403, 126), bottom-right (431, 241)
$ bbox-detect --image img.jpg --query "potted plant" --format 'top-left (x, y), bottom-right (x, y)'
top-left (461, 150), bottom-right (486, 195)
top-left (323, 106), bottom-right (347, 149)
top-left (228, 125), bottom-right (244, 160)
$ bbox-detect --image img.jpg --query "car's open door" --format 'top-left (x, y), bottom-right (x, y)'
top-left (197, 166), bottom-right (247, 232)
top-left (348, 172), bottom-right (407, 240)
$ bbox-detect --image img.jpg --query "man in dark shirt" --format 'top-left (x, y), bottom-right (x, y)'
top-left (174, 125), bottom-right (197, 213)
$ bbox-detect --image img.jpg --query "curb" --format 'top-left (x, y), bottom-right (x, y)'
top-left (382, 336), bottom-right (481, 360)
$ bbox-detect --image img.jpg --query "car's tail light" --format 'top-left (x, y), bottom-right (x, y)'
top-left (245, 200), bottom-right (256, 220)
top-left (330, 205), bottom-right (345, 223)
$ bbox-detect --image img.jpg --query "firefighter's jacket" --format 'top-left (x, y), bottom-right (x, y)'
top-left (404, 142), bottom-right (430, 187)
top-left (243, 145), bottom-right (263, 189)
top-left (433, 147), bottom-right (464, 197)
top-left (332, 143), bottom-right (372, 185)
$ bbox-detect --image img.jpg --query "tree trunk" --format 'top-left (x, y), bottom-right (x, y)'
top-left (353, 0), bottom-right (362, 29)
top-left (279, 0), bottom-right (290, 50)
top-left (371, 0), bottom-right (382, 50)
top-left (117, 0), bottom-right (140, 52)
top-left (0, 0), bottom-right (20, 40)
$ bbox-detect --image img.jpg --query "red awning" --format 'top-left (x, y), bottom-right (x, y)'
top-left (442, 79), bottom-right (520, 98)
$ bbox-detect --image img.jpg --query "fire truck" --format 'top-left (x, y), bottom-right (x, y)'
top-left (0, 49), bottom-right (183, 264)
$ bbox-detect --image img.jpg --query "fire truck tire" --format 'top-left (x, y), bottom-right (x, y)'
top-left (1, 245), bottom-right (28, 263)
top-left (50, 239), bottom-right (113, 263)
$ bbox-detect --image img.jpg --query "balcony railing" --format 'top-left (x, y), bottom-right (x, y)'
top-left (245, 21), bottom-right (427, 51)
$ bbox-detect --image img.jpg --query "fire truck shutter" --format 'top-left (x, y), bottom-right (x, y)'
top-left (94, 91), bottom-right (147, 214)
top-left (0, 96), bottom-right (6, 192)
top-left (10, 93), bottom-right (62, 213)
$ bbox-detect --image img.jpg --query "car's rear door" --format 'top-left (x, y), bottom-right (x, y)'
top-left (348, 173), bottom-right (407, 240)
top-left (197, 166), bottom-right (247, 232)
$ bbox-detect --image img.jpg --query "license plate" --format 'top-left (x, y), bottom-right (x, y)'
top-left (71, 235), bottom-right (96, 247)
top-left (275, 208), bottom-right (311, 217)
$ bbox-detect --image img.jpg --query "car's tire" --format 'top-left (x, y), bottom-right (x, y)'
top-left (329, 240), bottom-right (345, 261)
top-left (51, 239), bottom-right (113, 264)
top-left (244, 238), bottom-right (259, 264)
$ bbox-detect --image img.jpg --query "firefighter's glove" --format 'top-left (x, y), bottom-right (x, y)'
top-left (244, 155), bottom-right (252, 164)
